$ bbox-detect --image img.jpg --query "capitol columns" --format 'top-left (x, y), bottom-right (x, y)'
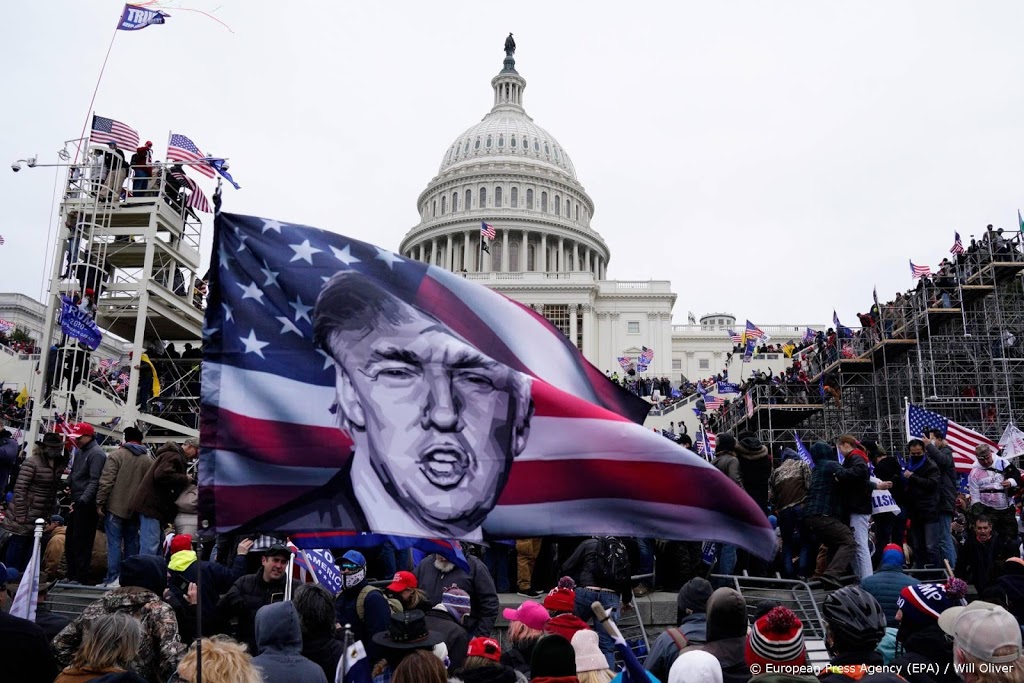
top-left (502, 229), bottom-right (510, 272)
top-left (463, 231), bottom-right (470, 271)
top-left (541, 233), bottom-right (548, 272)
top-left (568, 303), bottom-right (579, 350)
top-left (446, 234), bottom-right (453, 271)
top-left (521, 229), bottom-right (528, 272)
top-left (431, 237), bottom-right (438, 266)
top-left (572, 242), bottom-right (579, 272)
top-left (558, 236), bottom-right (565, 272)
top-left (581, 303), bottom-right (595, 359)
top-left (417, 243), bottom-right (424, 263)
top-left (661, 313), bottom-right (673, 375)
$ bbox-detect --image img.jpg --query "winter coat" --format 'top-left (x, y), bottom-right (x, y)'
top-left (251, 602), bottom-right (329, 683)
top-left (903, 456), bottom-right (941, 523)
top-left (994, 571), bottom-right (1024, 623)
top-left (804, 457), bottom-right (843, 519)
top-left (502, 636), bottom-right (539, 676)
top-left (425, 605), bottom-right (470, 671)
top-left (926, 443), bottom-right (957, 514)
top-left (36, 604), bottom-right (71, 642)
top-left (861, 564), bottom-right (919, 628)
top-left (96, 443), bottom-right (153, 519)
top-left (301, 632), bottom-right (345, 683)
top-left (165, 550), bottom-right (248, 641)
top-left (128, 442), bottom-right (189, 523)
top-left (955, 531), bottom-right (1012, 591)
top-left (679, 589), bottom-right (749, 683)
top-left (53, 556), bottom-right (186, 683)
top-left (736, 437), bottom-right (771, 512)
top-left (451, 664), bottom-right (522, 683)
top-left (55, 667), bottom-right (131, 683)
top-left (333, 578), bottom-right (393, 663)
top-left (0, 611), bottom-right (60, 683)
top-left (44, 525), bottom-right (66, 578)
top-left (0, 431), bottom-right (18, 492)
top-left (218, 568), bottom-right (299, 654)
top-left (560, 538), bottom-right (632, 606)
top-left (713, 452), bottom-right (744, 488)
top-left (414, 554), bottom-right (500, 637)
top-left (644, 612), bottom-right (709, 682)
top-left (892, 622), bottom-right (957, 683)
top-left (836, 448), bottom-right (873, 516)
top-left (2, 443), bottom-right (66, 536)
top-left (770, 457), bottom-right (810, 511)
top-left (68, 438), bottom-right (106, 506)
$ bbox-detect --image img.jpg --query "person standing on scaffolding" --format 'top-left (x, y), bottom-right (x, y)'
top-left (130, 141), bottom-right (154, 196)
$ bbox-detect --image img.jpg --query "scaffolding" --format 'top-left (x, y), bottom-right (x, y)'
top-left (716, 230), bottom-right (1024, 453)
top-left (25, 143), bottom-right (206, 446)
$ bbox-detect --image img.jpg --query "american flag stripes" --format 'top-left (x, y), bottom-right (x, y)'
top-left (90, 115), bottom-right (140, 150)
top-left (727, 329), bottom-right (743, 344)
top-left (201, 212), bottom-right (776, 557)
top-left (910, 260), bottom-right (932, 279)
top-left (480, 221), bottom-right (496, 240)
top-left (745, 320), bottom-right (765, 340)
top-left (98, 358), bottom-right (114, 371)
top-left (0, 235), bottom-right (5, 246)
top-left (640, 347), bottom-right (654, 364)
top-left (703, 394), bottom-right (725, 410)
top-left (906, 403), bottom-right (998, 473)
top-left (170, 171), bottom-right (212, 213)
top-left (167, 133), bottom-right (216, 178)
top-left (950, 232), bottom-right (965, 256)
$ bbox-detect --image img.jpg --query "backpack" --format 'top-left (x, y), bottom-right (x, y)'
top-left (595, 536), bottom-right (630, 585)
top-left (666, 627), bottom-right (689, 651)
top-left (355, 585), bottom-right (403, 623)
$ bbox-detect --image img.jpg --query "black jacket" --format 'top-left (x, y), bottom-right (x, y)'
top-left (903, 456), bottom-right (940, 523)
top-left (892, 623), bottom-right (957, 683)
top-left (926, 443), bottom-right (957, 514)
top-left (0, 611), bottom-right (60, 683)
top-left (955, 532), bottom-right (1012, 591)
top-left (836, 449), bottom-right (873, 516)
top-left (217, 568), bottom-right (299, 653)
top-left (302, 632), bottom-right (345, 682)
top-left (424, 606), bottom-right (470, 672)
top-left (561, 538), bottom-right (632, 606)
top-left (168, 552), bottom-right (248, 641)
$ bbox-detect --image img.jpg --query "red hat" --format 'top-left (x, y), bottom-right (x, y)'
top-left (543, 576), bottom-right (577, 613)
top-left (467, 637), bottom-right (502, 663)
top-left (68, 422), bottom-right (95, 438)
top-left (169, 534), bottom-right (193, 556)
top-left (145, 141), bottom-right (153, 148)
top-left (745, 606), bottom-right (806, 668)
top-left (387, 570), bottom-right (417, 593)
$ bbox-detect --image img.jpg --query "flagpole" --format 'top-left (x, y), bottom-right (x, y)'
top-left (73, 25), bottom-right (120, 164)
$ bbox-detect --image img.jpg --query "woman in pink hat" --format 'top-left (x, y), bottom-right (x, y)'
top-left (501, 600), bottom-right (550, 677)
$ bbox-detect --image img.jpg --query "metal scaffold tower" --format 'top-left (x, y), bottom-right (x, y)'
top-left (716, 229), bottom-right (1024, 453)
top-left (25, 143), bottom-right (206, 446)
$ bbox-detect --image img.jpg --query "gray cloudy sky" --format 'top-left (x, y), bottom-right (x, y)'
top-left (2, 1), bottom-right (1023, 327)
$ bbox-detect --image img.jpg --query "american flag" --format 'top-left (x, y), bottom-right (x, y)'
top-left (170, 170), bottom-right (212, 213)
top-left (115, 372), bottom-right (130, 390)
top-left (906, 403), bottom-right (997, 473)
top-left (0, 235), bottom-right (5, 245)
top-left (98, 358), bottom-right (114, 371)
top-left (745, 320), bottom-right (765, 340)
top-left (832, 310), bottom-right (841, 329)
top-left (167, 133), bottom-right (216, 178)
top-left (90, 115), bottom-right (139, 150)
top-left (950, 232), bottom-right (965, 256)
top-left (200, 212), bottom-right (776, 557)
top-left (910, 260), bottom-right (932, 279)
top-left (640, 346), bottom-right (654, 363)
top-left (617, 356), bottom-right (632, 370)
top-left (704, 394), bottom-right (725, 410)
top-left (480, 221), bottom-right (496, 240)
top-left (727, 329), bottom-right (743, 344)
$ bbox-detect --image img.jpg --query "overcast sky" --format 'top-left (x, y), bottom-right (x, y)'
top-left (2, 1), bottom-right (1023, 326)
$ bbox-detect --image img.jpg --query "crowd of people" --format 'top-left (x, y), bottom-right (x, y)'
top-left (0, 420), bottom-right (1021, 682)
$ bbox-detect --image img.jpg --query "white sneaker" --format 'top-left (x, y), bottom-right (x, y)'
top-left (101, 579), bottom-right (120, 588)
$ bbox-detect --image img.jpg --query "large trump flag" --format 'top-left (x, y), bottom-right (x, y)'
top-left (201, 213), bottom-right (776, 557)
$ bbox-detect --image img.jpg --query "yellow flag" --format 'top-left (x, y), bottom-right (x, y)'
top-left (141, 353), bottom-right (161, 397)
top-left (15, 386), bottom-right (28, 407)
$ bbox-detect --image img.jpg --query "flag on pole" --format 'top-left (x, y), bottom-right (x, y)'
top-left (727, 329), bottom-right (743, 344)
top-left (203, 157), bottom-right (241, 190)
top-left (90, 115), bottom-right (140, 150)
top-left (998, 423), bottom-right (1024, 460)
top-left (1019, 210), bottom-right (1023, 232)
top-left (802, 327), bottom-right (816, 343)
top-left (168, 133), bottom-right (216, 178)
top-left (200, 212), bottom-right (777, 557)
top-left (950, 232), bottom-right (965, 256)
top-left (716, 381), bottom-right (740, 395)
top-left (480, 221), bottom-right (496, 240)
top-left (744, 392), bottom-right (754, 418)
top-left (745, 320), bottom-right (766, 340)
top-left (742, 337), bottom-right (755, 363)
top-left (910, 260), bottom-right (932, 279)
top-left (793, 432), bottom-right (815, 470)
top-left (118, 3), bottom-right (169, 30)
top-left (9, 523), bottom-right (42, 621)
top-left (336, 638), bottom-right (371, 683)
top-left (0, 235), bottom-right (5, 246)
top-left (906, 403), bottom-right (998, 472)
top-left (704, 394), bottom-right (725, 410)
top-left (169, 170), bottom-right (212, 213)
top-left (616, 356), bottom-right (632, 370)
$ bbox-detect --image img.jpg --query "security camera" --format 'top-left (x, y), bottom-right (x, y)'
top-left (26, 156), bottom-right (37, 168)
top-left (11, 162), bottom-right (21, 173)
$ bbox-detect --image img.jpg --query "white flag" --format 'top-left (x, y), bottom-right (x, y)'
top-left (9, 530), bottom-right (41, 621)
top-left (999, 423), bottom-right (1024, 460)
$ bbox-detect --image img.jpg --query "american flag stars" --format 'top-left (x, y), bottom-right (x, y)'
top-left (331, 244), bottom-right (360, 267)
top-left (239, 329), bottom-right (270, 358)
top-left (289, 239), bottom-right (322, 264)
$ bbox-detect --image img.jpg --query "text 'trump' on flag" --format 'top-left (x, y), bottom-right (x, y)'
top-left (200, 212), bottom-right (777, 558)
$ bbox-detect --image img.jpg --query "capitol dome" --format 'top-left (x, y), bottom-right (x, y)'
top-left (400, 42), bottom-right (609, 281)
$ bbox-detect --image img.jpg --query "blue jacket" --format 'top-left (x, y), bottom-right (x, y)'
top-left (861, 563), bottom-right (919, 628)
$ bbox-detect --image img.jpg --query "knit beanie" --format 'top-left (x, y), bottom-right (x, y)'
top-left (544, 576), bottom-right (577, 614)
top-left (716, 433), bottom-right (737, 453)
top-left (745, 606), bottom-right (807, 668)
top-left (530, 634), bottom-right (577, 678)
top-left (442, 587), bottom-right (472, 621)
top-left (669, 649), bottom-right (723, 683)
top-left (169, 534), bottom-right (193, 556)
top-left (677, 577), bottom-right (714, 615)
top-left (896, 579), bottom-right (968, 627)
top-left (571, 630), bottom-right (607, 674)
top-left (880, 543), bottom-right (905, 568)
top-left (810, 441), bottom-right (834, 460)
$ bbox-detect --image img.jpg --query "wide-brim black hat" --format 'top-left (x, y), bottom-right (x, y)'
top-left (371, 609), bottom-right (443, 650)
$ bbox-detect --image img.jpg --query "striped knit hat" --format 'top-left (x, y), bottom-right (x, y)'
top-left (896, 579), bottom-right (968, 627)
top-left (745, 606), bottom-right (806, 668)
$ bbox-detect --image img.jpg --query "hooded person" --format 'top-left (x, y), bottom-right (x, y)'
top-left (52, 555), bottom-right (187, 683)
top-left (735, 431), bottom-right (771, 514)
top-left (2, 433), bottom-right (68, 572)
top-left (165, 533), bottom-right (252, 642)
top-left (802, 441), bottom-right (855, 590)
top-left (424, 586), bottom-right (472, 672)
top-left (645, 577), bottom-right (714, 682)
top-left (890, 580), bottom-right (966, 683)
top-left (746, 607), bottom-right (816, 683)
top-left (861, 544), bottom-right (919, 628)
top-left (251, 601), bottom-right (329, 683)
top-left (544, 577), bottom-right (590, 643)
top-left (333, 549), bottom-right (395, 665)
top-left (450, 637), bottom-right (524, 683)
top-left (503, 600), bottom-right (551, 676)
top-left (530, 634), bottom-right (579, 683)
top-left (678, 587), bottom-right (750, 683)
top-left (669, 649), bottom-right (723, 683)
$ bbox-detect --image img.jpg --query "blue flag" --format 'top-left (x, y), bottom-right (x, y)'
top-left (117, 3), bottom-right (169, 30)
top-left (819, 375), bottom-right (825, 398)
top-left (717, 381), bottom-right (740, 395)
top-left (793, 432), bottom-right (816, 470)
top-left (742, 338), bottom-right (755, 363)
top-left (204, 157), bottom-right (241, 190)
top-left (288, 544), bottom-right (344, 593)
top-left (59, 298), bottom-right (102, 350)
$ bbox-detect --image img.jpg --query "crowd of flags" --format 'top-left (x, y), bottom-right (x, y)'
top-left (725, 320), bottom-right (768, 346)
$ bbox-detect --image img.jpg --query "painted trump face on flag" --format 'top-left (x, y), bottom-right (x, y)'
top-left (315, 272), bottom-right (533, 537)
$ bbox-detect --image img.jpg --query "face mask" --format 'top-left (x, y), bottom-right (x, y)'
top-left (342, 566), bottom-right (365, 589)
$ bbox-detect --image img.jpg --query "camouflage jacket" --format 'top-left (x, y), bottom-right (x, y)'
top-left (52, 586), bottom-right (187, 683)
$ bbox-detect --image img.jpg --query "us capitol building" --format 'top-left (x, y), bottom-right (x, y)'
top-left (398, 38), bottom-right (818, 382)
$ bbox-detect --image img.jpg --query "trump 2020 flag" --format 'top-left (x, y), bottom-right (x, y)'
top-left (200, 213), bottom-right (776, 557)
top-left (118, 3), bottom-right (169, 30)
top-left (59, 297), bottom-right (102, 350)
